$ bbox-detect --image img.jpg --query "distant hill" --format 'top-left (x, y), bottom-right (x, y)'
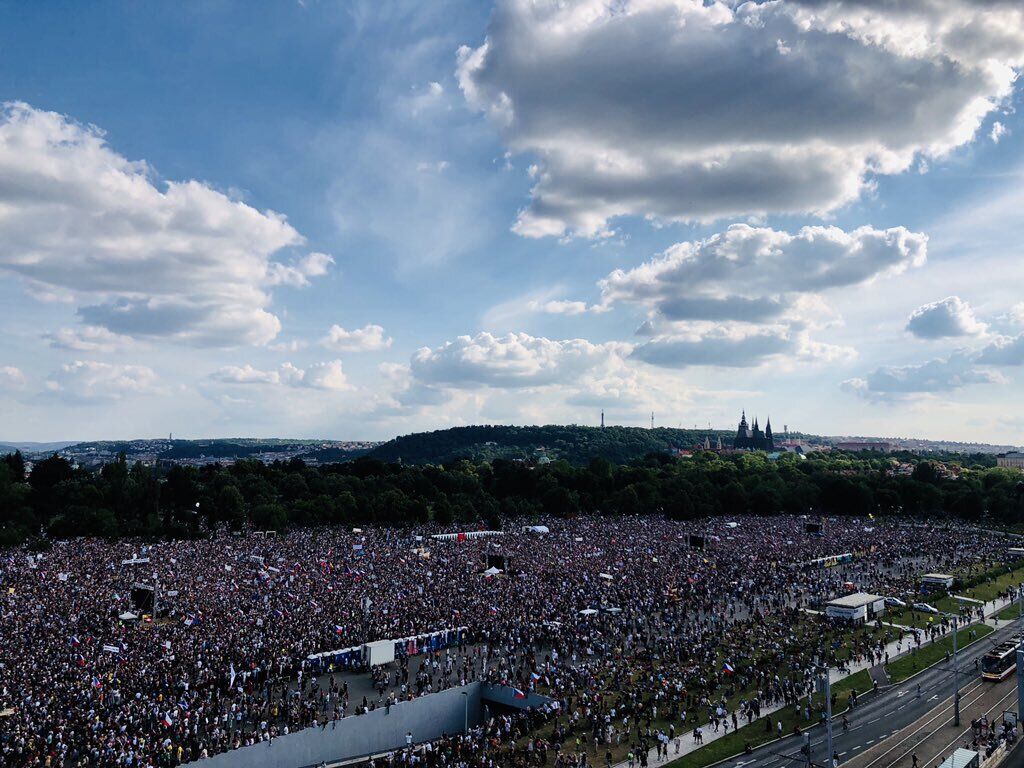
top-left (0, 440), bottom-right (80, 454)
top-left (367, 424), bottom-right (732, 465)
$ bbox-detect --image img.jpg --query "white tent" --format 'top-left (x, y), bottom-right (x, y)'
top-left (599, 573), bottom-right (613, 580)
top-left (119, 612), bottom-right (138, 621)
top-left (579, 608), bottom-right (599, 616)
top-left (524, 525), bottom-right (550, 534)
top-left (482, 566), bottom-right (503, 576)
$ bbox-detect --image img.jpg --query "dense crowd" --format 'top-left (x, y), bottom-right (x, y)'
top-left (0, 515), bottom-right (1009, 768)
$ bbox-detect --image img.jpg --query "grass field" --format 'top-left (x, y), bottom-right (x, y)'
top-left (665, 670), bottom-right (873, 768)
top-left (997, 603), bottom-right (1023, 622)
top-left (884, 623), bottom-right (994, 684)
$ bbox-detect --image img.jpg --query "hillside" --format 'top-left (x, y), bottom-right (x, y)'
top-left (366, 424), bottom-right (732, 465)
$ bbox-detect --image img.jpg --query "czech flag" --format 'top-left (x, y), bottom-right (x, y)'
top-left (489, 606), bottom-right (498, 615)
top-left (334, 625), bottom-right (345, 635)
top-left (531, 672), bottom-right (541, 681)
top-left (162, 713), bottom-right (174, 727)
top-left (70, 635), bottom-right (80, 647)
top-left (722, 661), bottom-right (735, 675)
top-left (512, 688), bottom-right (527, 700)
top-left (91, 676), bottom-right (103, 689)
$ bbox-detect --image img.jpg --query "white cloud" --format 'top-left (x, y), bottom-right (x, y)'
top-left (458, 0), bottom-right (1024, 237)
top-left (527, 299), bottom-right (589, 315)
top-left (842, 353), bottom-right (1002, 401)
top-left (906, 296), bottom-right (987, 338)
top-left (977, 333), bottom-right (1024, 366)
top-left (44, 325), bottom-right (133, 353)
top-left (0, 366), bottom-right (27, 390)
top-left (410, 331), bottom-right (628, 389)
top-left (0, 103), bottom-right (330, 346)
top-left (598, 224), bottom-right (920, 368)
top-left (303, 360), bottom-right (351, 391)
top-left (601, 224), bottom-right (925, 316)
top-left (210, 360), bottom-right (352, 391)
top-left (991, 121), bottom-right (1008, 143)
top-left (45, 361), bottom-right (160, 402)
top-left (321, 323), bottom-right (393, 352)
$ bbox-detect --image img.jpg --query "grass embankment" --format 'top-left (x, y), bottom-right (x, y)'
top-left (996, 603), bottom-right (1023, 622)
top-left (884, 623), bottom-right (994, 684)
top-left (888, 563), bottom-right (1024, 629)
top-left (667, 670), bottom-right (872, 768)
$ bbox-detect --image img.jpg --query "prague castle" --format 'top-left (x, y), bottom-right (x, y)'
top-left (733, 411), bottom-right (774, 451)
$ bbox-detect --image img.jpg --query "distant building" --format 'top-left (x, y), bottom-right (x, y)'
top-left (836, 441), bottom-right (893, 453)
top-left (997, 452), bottom-right (1024, 470)
top-left (733, 411), bottom-right (774, 451)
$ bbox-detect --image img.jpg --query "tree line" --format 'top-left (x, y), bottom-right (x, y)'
top-left (1, 448), bottom-right (1022, 547)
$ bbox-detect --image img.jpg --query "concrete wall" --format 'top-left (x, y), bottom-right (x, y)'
top-left (189, 683), bottom-right (483, 768)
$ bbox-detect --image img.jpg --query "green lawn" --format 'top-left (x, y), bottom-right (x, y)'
top-left (666, 670), bottom-right (872, 768)
top-left (996, 603), bottom-right (1023, 622)
top-left (963, 566), bottom-right (1024, 604)
top-left (884, 623), bottom-right (994, 684)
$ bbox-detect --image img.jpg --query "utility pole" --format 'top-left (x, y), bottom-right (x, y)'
top-left (953, 616), bottom-right (960, 727)
top-left (825, 672), bottom-right (834, 768)
top-left (1017, 587), bottom-right (1024, 723)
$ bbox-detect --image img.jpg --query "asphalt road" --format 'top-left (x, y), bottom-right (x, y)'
top-left (714, 622), bottom-right (1022, 768)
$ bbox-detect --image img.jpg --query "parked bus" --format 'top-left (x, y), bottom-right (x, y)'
top-left (982, 636), bottom-right (1023, 681)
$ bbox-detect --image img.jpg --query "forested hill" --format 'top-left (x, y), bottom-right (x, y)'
top-left (367, 425), bottom-right (735, 465)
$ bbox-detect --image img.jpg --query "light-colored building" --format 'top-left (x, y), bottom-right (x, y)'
top-left (921, 573), bottom-right (955, 591)
top-left (825, 592), bottom-right (886, 624)
top-left (997, 452), bottom-right (1024, 470)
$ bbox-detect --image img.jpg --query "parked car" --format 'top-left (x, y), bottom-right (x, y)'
top-left (913, 602), bottom-right (939, 614)
top-left (885, 596), bottom-right (907, 607)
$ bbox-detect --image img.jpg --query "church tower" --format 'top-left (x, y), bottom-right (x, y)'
top-left (765, 417), bottom-right (774, 451)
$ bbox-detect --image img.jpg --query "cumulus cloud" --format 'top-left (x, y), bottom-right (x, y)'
top-left (906, 296), bottom-right (987, 338)
top-left (44, 326), bottom-right (133, 353)
top-left (843, 353), bottom-right (1002, 401)
top-left (977, 334), bottom-right (1024, 366)
top-left (410, 331), bottom-right (627, 388)
top-left (45, 361), bottom-right (160, 402)
top-left (596, 224), bottom-right (920, 368)
top-left (0, 103), bottom-right (331, 346)
top-left (321, 324), bottom-right (393, 352)
top-left (458, 0), bottom-right (1024, 237)
top-left (210, 360), bottom-right (351, 391)
top-left (601, 225), bottom-right (925, 315)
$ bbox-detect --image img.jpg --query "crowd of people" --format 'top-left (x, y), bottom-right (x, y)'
top-left (0, 514), bottom-right (1011, 767)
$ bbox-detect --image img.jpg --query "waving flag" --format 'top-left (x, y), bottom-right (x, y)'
top-left (512, 688), bottom-right (527, 700)
top-left (162, 713), bottom-right (174, 727)
top-left (531, 672), bottom-right (541, 681)
top-left (334, 625), bottom-right (344, 635)
top-left (70, 635), bottom-right (80, 647)
top-left (722, 661), bottom-right (735, 675)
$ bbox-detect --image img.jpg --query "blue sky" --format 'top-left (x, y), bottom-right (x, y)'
top-left (1, 0), bottom-right (1023, 444)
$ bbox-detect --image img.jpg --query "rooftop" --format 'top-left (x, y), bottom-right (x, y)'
top-left (827, 592), bottom-right (883, 608)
